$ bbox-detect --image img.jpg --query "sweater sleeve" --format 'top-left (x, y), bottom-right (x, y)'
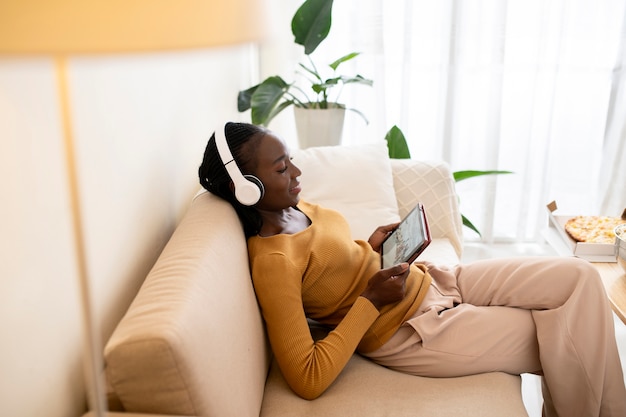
top-left (251, 252), bottom-right (380, 400)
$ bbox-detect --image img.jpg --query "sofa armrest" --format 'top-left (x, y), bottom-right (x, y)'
top-left (104, 192), bottom-right (270, 417)
top-left (390, 159), bottom-right (463, 258)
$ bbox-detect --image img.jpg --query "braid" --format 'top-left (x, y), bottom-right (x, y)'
top-left (198, 122), bottom-right (266, 237)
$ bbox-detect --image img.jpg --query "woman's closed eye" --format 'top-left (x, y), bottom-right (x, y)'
top-left (277, 155), bottom-right (294, 173)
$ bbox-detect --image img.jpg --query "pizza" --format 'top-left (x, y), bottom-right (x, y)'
top-left (564, 214), bottom-right (626, 244)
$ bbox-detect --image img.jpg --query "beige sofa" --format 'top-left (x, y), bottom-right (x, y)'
top-left (100, 143), bottom-right (529, 417)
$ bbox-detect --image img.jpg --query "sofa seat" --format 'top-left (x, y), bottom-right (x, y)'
top-left (102, 143), bottom-right (529, 417)
top-left (261, 354), bottom-right (525, 417)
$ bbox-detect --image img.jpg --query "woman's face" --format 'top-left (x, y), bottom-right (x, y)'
top-left (250, 132), bottom-right (302, 210)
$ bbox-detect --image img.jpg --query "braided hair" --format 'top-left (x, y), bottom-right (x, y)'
top-left (198, 122), bottom-right (267, 237)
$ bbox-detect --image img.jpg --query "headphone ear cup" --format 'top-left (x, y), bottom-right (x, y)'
top-left (244, 175), bottom-right (265, 197)
top-left (234, 175), bottom-right (265, 206)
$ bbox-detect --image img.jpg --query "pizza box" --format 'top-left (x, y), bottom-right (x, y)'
top-left (542, 201), bottom-right (617, 262)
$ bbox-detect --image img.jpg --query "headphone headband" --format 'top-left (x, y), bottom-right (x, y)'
top-left (214, 123), bottom-right (235, 167)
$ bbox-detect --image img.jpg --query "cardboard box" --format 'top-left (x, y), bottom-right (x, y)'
top-left (543, 201), bottom-right (617, 262)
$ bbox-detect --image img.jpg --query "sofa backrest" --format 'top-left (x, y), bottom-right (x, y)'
top-left (104, 192), bottom-right (270, 416)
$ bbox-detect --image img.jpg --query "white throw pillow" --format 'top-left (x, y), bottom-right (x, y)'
top-left (291, 142), bottom-right (400, 241)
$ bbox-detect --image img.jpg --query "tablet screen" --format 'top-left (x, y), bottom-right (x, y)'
top-left (381, 203), bottom-right (431, 269)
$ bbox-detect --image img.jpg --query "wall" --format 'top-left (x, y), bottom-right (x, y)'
top-left (0, 45), bottom-right (256, 417)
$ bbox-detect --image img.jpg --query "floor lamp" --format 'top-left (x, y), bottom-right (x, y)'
top-left (0, 1), bottom-right (266, 415)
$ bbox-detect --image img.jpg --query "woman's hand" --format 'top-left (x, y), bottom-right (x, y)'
top-left (360, 263), bottom-right (410, 310)
top-left (368, 222), bottom-right (400, 253)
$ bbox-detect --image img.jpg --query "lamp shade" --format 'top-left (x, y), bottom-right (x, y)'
top-left (0, 0), bottom-right (266, 54)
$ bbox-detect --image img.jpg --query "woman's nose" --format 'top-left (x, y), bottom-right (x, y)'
top-left (291, 162), bottom-right (302, 177)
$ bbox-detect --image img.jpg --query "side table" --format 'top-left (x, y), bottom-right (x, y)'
top-left (595, 262), bottom-right (626, 324)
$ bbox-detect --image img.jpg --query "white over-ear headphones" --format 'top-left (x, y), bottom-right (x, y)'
top-left (214, 123), bottom-right (265, 206)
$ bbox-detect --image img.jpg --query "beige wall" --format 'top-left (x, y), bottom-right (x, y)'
top-left (0, 46), bottom-right (256, 417)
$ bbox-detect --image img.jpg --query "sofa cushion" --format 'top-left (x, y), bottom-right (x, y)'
top-left (261, 355), bottom-right (528, 417)
top-left (390, 159), bottom-right (463, 258)
top-left (104, 192), bottom-right (270, 417)
top-left (291, 141), bottom-right (400, 241)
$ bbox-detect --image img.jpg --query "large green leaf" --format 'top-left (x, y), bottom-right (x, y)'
top-left (250, 76), bottom-right (290, 125)
top-left (310, 76), bottom-right (373, 98)
top-left (292, 0), bottom-right (334, 55)
top-left (321, 75), bottom-right (372, 87)
top-left (265, 100), bottom-right (295, 126)
top-left (385, 125), bottom-right (411, 159)
top-left (462, 214), bottom-right (482, 237)
top-left (338, 74), bottom-right (373, 86)
top-left (237, 84), bottom-right (259, 112)
top-left (454, 170), bottom-right (512, 236)
top-left (329, 52), bottom-right (360, 70)
top-left (453, 170), bottom-right (513, 182)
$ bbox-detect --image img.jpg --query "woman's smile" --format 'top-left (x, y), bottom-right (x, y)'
top-left (289, 182), bottom-right (302, 195)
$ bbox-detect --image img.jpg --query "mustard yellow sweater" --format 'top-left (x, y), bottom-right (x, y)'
top-left (247, 202), bottom-right (432, 400)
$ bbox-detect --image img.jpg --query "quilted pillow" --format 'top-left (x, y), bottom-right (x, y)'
top-left (291, 142), bottom-right (400, 241)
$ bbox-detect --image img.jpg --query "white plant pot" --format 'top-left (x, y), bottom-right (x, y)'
top-left (293, 106), bottom-right (346, 149)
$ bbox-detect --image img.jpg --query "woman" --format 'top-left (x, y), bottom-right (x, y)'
top-left (199, 122), bottom-right (626, 416)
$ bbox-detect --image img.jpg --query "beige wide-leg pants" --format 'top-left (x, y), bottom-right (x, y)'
top-left (363, 256), bottom-right (626, 417)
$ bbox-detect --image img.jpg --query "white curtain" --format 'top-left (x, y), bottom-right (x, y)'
top-left (260, 0), bottom-right (626, 242)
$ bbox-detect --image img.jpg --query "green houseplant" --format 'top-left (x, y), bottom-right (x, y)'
top-left (385, 126), bottom-right (512, 236)
top-left (237, 0), bottom-right (372, 144)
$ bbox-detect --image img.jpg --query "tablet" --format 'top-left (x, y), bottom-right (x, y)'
top-left (381, 203), bottom-right (431, 269)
